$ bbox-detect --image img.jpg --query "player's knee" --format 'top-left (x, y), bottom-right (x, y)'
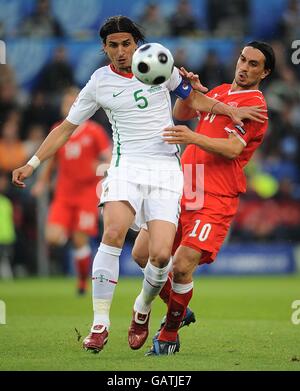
top-left (172, 253), bottom-right (198, 283)
top-left (131, 248), bottom-right (148, 268)
top-left (103, 226), bottom-right (126, 247)
top-left (172, 263), bottom-right (191, 282)
top-left (149, 248), bottom-right (171, 268)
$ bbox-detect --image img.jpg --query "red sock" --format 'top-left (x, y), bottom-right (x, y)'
top-left (75, 247), bottom-right (91, 291)
top-left (159, 287), bottom-right (193, 342)
top-left (159, 273), bottom-right (187, 318)
top-left (159, 272), bottom-right (172, 304)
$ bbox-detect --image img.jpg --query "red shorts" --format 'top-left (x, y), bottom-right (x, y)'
top-left (47, 197), bottom-right (99, 236)
top-left (172, 193), bottom-right (239, 264)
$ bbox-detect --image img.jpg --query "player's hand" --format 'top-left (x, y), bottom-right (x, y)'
top-left (12, 164), bottom-right (34, 188)
top-left (230, 105), bottom-right (268, 125)
top-left (179, 67), bottom-right (208, 93)
top-left (163, 125), bottom-right (197, 145)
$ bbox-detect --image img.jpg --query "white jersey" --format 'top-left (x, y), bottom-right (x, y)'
top-left (67, 65), bottom-right (184, 165)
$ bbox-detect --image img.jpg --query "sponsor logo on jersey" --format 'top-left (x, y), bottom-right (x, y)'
top-left (113, 89), bottom-right (126, 97)
top-left (147, 85), bottom-right (163, 93)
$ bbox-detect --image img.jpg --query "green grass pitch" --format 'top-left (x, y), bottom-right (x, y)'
top-left (0, 275), bottom-right (300, 371)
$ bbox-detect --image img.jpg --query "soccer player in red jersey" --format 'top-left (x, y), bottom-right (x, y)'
top-left (133, 41), bottom-right (275, 355)
top-left (32, 87), bottom-right (111, 294)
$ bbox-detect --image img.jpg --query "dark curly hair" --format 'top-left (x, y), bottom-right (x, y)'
top-left (99, 15), bottom-right (146, 44)
top-left (245, 41), bottom-right (275, 75)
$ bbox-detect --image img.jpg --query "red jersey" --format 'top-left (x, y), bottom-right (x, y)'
top-left (53, 120), bottom-right (111, 204)
top-left (181, 83), bottom-right (268, 204)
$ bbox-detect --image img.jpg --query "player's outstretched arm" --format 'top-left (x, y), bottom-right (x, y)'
top-left (174, 67), bottom-right (268, 125)
top-left (12, 120), bottom-right (77, 188)
top-left (163, 125), bottom-right (244, 159)
top-left (174, 91), bottom-right (267, 126)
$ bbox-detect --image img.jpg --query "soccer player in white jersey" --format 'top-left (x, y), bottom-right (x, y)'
top-left (12, 16), bottom-right (268, 354)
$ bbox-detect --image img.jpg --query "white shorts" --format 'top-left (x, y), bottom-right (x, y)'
top-left (100, 159), bottom-right (183, 231)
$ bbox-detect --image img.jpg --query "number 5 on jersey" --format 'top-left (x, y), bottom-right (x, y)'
top-left (134, 89), bottom-right (148, 109)
top-left (189, 219), bottom-right (212, 242)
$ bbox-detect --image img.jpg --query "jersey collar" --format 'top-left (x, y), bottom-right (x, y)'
top-left (110, 64), bottom-right (134, 79)
top-left (228, 87), bottom-right (261, 95)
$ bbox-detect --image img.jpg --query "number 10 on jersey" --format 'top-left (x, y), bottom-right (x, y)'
top-left (189, 220), bottom-right (212, 242)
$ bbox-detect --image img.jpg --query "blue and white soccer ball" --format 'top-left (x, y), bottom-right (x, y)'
top-left (132, 43), bottom-right (174, 85)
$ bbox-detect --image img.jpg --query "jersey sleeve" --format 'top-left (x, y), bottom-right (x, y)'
top-left (165, 66), bottom-right (181, 91)
top-left (66, 72), bottom-right (101, 125)
top-left (224, 95), bottom-right (268, 146)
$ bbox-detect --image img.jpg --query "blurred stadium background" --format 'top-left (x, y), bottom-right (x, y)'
top-left (0, 0), bottom-right (300, 373)
top-left (0, 0), bottom-right (299, 278)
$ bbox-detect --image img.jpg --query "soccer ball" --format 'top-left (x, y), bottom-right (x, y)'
top-left (132, 43), bottom-right (174, 85)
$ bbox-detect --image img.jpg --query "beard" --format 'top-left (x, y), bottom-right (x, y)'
top-left (234, 77), bottom-right (259, 89)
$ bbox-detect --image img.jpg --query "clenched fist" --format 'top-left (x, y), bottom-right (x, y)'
top-left (12, 164), bottom-right (34, 188)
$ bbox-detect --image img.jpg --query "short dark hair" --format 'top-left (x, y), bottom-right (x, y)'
top-left (245, 41), bottom-right (275, 75)
top-left (99, 15), bottom-right (146, 44)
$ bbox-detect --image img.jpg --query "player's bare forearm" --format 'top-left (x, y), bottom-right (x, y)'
top-left (35, 120), bottom-right (77, 162)
top-left (173, 91), bottom-right (223, 121)
top-left (174, 92), bottom-right (268, 126)
top-left (174, 92), bottom-right (240, 122)
top-left (189, 92), bottom-right (223, 114)
top-left (192, 132), bottom-right (244, 159)
top-left (163, 125), bottom-right (244, 159)
top-left (173, 93), bottom-right (198, 121)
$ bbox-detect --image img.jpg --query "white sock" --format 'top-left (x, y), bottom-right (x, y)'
top-left (91, 243), bottom-right (121, 332)
top-left (134, 260), bottom-right (170, 314)
top-left (140, 257), bottom-right (172, 274)
top-left (172, 281), bottom-right (194, 294)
